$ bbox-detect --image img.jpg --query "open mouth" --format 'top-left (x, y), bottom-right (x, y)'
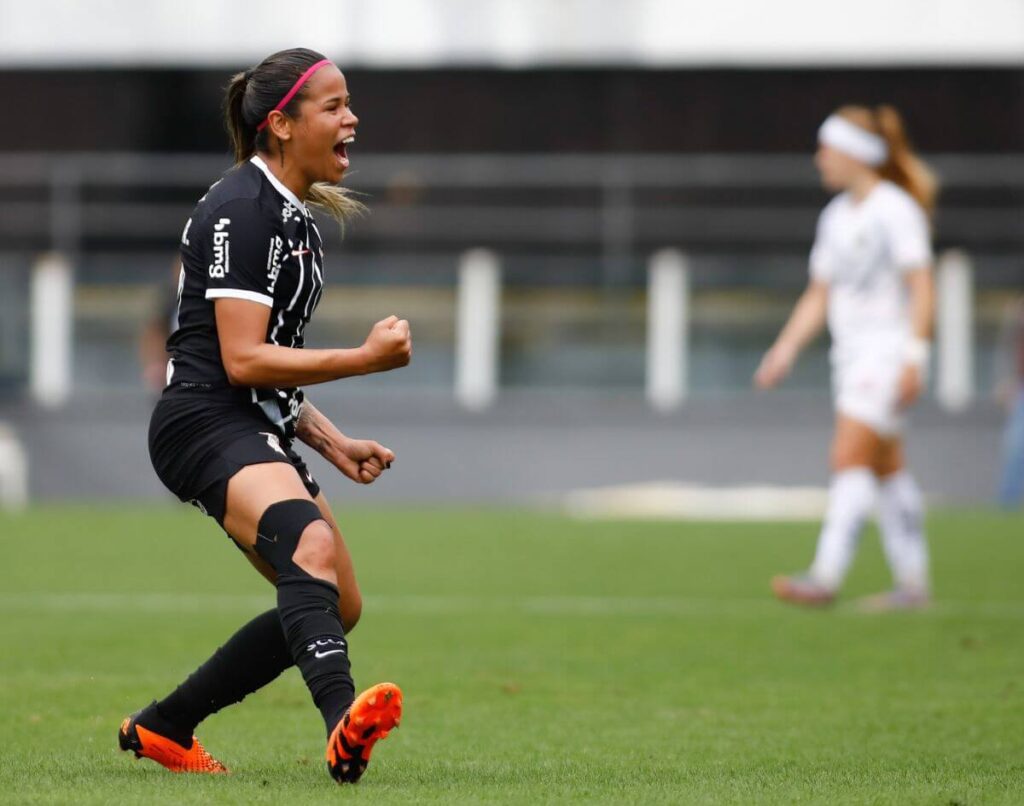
top-left (334, 135), bottom-right (354, 169)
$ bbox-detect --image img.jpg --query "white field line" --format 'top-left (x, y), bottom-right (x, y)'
top-left (563, 482), bottom-right (831, 522)
top-left (1, 592), bottom-right (1024, 619)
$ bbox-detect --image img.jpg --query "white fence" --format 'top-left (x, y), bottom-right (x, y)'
top-left (25, 247), bottom-right (976, 414)
top-left (6, 151), bottom-right (1010, 417)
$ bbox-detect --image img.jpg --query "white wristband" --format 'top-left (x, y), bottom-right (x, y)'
top-left (904, 337), bottom-right (931, 369)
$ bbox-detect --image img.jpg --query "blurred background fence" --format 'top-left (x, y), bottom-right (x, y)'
top-left (1, 151), bottom-right (1021, 401)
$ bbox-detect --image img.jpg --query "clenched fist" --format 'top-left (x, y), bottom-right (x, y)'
top-left (361, 315), bottom-right (412, 373)
top-left (334, 437), bottom-right (395, 485)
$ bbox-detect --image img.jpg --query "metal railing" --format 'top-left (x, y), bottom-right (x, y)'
top-left (0, 151), bottom-right (1019, 405)
top-left (1, 151), bottom-right (1022, 287)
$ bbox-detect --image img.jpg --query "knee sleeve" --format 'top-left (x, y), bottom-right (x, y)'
top-left (258, 500), bottom-right (353, 733)
top-left (254, 499), bottom-right (326, 578)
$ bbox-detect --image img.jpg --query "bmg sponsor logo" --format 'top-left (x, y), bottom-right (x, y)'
top-left (209, 218), bottom-right (231, 278)
top-left (266, 235), bottom-right (284, 293)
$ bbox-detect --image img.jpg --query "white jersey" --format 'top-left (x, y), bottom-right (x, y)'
top-left (809, 180), bottom-right (932, 365)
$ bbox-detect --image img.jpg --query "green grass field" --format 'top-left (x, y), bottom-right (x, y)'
top-left (1, 505), bottom-right (1022, 804)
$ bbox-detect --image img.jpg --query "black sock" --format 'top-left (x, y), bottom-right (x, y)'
top-left (151, 608), bottom-right (293, 743)
top-left (133, 701), bottom-right (194, 749)
top-left (276, 574), bottom-right (355, 735)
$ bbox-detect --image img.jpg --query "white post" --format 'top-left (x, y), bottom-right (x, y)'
top-left (0, 423), bottom-right (28, 510)
top-left (30, 252), bottom-right (74, 409)
top-left (646, 249), bottom-right (690, 411)
top-left (936, 249), bottom-right (974, 412)
top-left (455, 249), bottom-right (501, 411)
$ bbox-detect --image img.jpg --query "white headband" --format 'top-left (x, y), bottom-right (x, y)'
top-left (818, 114), bottom-right (888, 167)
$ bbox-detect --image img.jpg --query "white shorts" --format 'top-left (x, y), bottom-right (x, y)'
top-left (832, 354), bottom-right (905, 438)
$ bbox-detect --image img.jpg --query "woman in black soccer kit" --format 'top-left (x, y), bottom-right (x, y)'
top-left (118, 48), bottom-right (409, 784)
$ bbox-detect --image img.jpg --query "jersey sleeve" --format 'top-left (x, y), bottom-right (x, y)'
top-left (201, 198), bottom-right (285, 308)
top-left (808, 206), bottom-right (835, 282)
top-left (884, 194), bottom-right (933, 272)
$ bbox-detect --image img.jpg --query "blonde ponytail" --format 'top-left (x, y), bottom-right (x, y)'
top-left (874, 105), bottom-right (939, 218)
top-left (306, 183), bottom-right (367, 229)
top-left (835, 105), bottom-right (939, 219)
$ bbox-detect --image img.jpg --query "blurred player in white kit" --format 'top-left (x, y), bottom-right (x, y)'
top-left (755, 105), bottom-right (938, 611)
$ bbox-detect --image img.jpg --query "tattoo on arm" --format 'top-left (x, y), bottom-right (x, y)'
top-left (296, 402), bottom-right (327, 453)
top-left (296, 402), bottom-right (314, 435)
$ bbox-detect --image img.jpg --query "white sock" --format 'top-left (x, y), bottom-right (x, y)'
top-left (877, 470), bottom-right (930, 595)
top-left (809, 468), bottom-right (878, 591)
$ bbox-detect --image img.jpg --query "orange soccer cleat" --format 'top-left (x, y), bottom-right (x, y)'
top-left (326, 682), bottom-right (403, 783)
top-left (118, 707), bottom-right (228, 774)
top-left (771, 574), bottom-right (836, 608)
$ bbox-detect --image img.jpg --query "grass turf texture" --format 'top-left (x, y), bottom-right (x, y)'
top-left (1, 506), bottom-right (1022, 805)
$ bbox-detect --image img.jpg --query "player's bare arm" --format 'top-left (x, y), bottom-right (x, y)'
top-left (216, 299), bottom-right (412, 387)
top-left (897, 266), bottom-right (934, 408)
top-left (295, 399), bottom-right (395, 485)
top-left (754, 279), bottom-right (829, 390)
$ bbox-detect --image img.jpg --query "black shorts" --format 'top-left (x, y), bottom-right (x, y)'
top-left (149, 391), bottom-right (320, 527)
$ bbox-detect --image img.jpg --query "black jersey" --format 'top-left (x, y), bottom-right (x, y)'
top-left (166, 155), bottom-right (326, 438)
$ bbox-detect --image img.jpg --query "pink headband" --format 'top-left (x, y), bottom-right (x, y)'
top-left (256, 59), bottom-right (333, 132)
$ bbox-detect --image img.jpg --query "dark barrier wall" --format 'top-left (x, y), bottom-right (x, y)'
top-left (6, 67), bottom-right (1023, 153)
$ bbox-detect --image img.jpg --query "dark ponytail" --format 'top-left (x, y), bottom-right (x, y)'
top-left (223, 48), bottom-right (365, 225)
top-left (224, 69), bottom-right (254, 164)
